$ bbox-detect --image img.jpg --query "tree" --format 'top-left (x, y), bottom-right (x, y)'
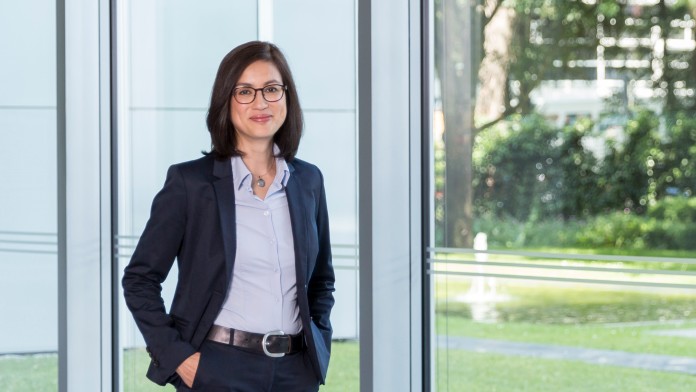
top-left (434, 0), bottom-right (696, 245)
top-left (435, 0), bottom-right (480, 247)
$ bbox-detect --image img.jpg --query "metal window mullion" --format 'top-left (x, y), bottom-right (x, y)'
top-left (57, 1), bottom-right (108, 390)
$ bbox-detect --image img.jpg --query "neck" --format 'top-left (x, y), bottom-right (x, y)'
top-left (239, 142), bottom-right (275, 181)
top-left (238, 141), bottom-right (273, 168)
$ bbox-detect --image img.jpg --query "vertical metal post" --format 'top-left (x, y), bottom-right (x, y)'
top-left (420, 1), bottom-right (433, 390)
top-left (56, 0), bottom-right (67, 391)
top-left (357, 0), bottom-right (373, 389)
top-left (57, 1), bottom-right (110, 390)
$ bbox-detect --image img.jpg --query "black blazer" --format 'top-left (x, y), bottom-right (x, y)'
top-left (122, 154), bottom-right (335, 386)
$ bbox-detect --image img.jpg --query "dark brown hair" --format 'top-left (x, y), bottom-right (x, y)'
top-left (206, 41), bottom-right (303, 160)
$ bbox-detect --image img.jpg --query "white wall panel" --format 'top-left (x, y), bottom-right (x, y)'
top-left (0, 254), bottom-right (57, 353)
top-left (127, 109), bottom-right (210, 232)
top-left (0, 110), bottom-right (57, 232)
top-left (298, 111), bottom-right (357, 245)
top-left (274, 0), bottom-right (356, 111)
top-left (0, 4), bottom-right (58, 359)
top-left (0, 1), bottom-right (56, 106)
top-left (129, 0), bottom-right (257, 108)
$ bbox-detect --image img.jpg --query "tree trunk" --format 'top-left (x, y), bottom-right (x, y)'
top-left (440, 0), bottom-right (479, 248)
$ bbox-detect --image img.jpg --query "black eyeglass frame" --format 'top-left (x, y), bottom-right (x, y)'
top-left (231, 84), bottom-right (288, 104)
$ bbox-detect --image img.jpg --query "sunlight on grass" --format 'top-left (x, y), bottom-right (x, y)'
top-left (436, 349), bottom-right (696, 392)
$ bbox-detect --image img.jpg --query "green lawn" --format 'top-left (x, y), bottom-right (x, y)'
top-left (432, 275), bottom-right (696, 391)
top-left (0, 354), bottom-right (57, 392)
top-left (437, 316), bottom-right (696, 357)
top-left (436, 349), bottom-right (696, 392)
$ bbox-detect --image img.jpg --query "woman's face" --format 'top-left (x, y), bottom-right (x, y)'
top-left (230, 60), bottom-right (287, 149)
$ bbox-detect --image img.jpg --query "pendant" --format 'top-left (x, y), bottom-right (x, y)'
top-left (257, 177), bottom-right (266, 188)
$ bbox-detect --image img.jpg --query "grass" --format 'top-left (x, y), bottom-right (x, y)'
top-left (436, 349), bottom-right (696, 392)
top-left (435, 281), bottom-right (696, 357)
top-left (437, 285), bottom-right (696, 325)
top-left (433, 276), bottom-right (696, 390)
top-left (0, 353), bottom-right (57, 392)
top-left (437, 316), bottom-right (696, 357)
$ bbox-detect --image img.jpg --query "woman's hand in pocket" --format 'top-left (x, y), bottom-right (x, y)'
top-left (176, 352), bottom-right (201, 388)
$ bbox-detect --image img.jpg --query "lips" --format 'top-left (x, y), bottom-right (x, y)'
top-left (250, 114), bottom-right (272, 122)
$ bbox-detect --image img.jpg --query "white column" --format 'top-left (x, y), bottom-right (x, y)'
top-left (57, 0), bottom-right (112, 390)
top-left (258, 0), bottom-right (274, 41)
top-left (359, 0), bottom-right (423, 390)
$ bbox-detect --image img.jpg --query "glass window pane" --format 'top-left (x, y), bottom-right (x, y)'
top-left (116, 2), bottom-right (256, 390)
top-left (274, 2), bottom-right (359, 388)
top-left (116, 1), bottom-right (358, 390)
top-left (0, 1), bottom-right (58, 390)
top-left (431, 0), bottom-right (696, 390)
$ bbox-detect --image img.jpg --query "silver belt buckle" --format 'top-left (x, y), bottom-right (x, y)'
top-left (262, 330), bottom-right (286, 358)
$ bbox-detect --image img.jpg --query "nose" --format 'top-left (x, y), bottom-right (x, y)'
top-left (252, 91), bottom-right (269, 108)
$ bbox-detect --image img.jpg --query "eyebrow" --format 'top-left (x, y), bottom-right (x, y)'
top-left (235, 79), bottom-right (283, 87)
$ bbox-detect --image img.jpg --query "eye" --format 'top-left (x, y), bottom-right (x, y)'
top-left (264, 85), bottom-right (279, 93)
top-left (236, 88), bottom-right (253, 96)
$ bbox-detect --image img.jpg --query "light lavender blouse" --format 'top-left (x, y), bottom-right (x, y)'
top-left (212, 151), bottom-right (301, 334)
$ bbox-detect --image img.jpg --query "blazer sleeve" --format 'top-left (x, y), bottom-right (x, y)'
top-left (307, 170), bottom-right (336, 335)
top-left (121, 165), bottom-right (196, 384)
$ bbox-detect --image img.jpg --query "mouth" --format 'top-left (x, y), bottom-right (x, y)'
top-left (250, 115), bottom-right (272, 123)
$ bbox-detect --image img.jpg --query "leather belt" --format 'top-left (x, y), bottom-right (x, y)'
top-left (206, 325), bottom-right (304, 357)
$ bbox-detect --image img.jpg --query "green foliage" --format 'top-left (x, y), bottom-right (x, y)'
top-left (647, 196), bottom-right (696, 221)
top-left (474, 113), bottom-right (602, 221)
top-left (575, 212), bottom-right (647, 249)
top-left (657, 112), bottom-right (696, 197)
top-left (598, 110), bottom-right (662, 214)
top-left (471, 110), bottom-right (695, 224)
top-left (473, 200), bottom-right (696, 251)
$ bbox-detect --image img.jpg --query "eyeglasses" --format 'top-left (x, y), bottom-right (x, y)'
top-left (232, 84), bottom-right (287, 104)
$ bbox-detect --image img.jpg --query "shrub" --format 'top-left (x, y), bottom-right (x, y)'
top-left (643, 220), bottom-right (696, 250)
top-left (647, 196), bottom-right (696, 222)
top-left (473, 198), bottom-right (696, 251)
top-left (574, 212), bottom-right (647, 249)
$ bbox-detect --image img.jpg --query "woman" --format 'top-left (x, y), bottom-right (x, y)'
top-left (122, 41), bottom-right (335, 392)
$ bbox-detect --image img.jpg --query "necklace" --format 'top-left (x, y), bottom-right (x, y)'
top-left (245, 157), bottom-right (275, 188)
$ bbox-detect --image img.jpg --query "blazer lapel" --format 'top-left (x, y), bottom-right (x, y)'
top-left (285, 163), bottom-right (309, 285)
top-left (212, 158), bottom-right (237, 284)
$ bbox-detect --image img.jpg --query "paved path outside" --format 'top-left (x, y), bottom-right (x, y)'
top-left (438, 336), bottom-right (696, 375)
top-left (650, 329), bottom-right (696, 338)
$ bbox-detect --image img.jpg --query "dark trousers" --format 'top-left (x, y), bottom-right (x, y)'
top-left (176, 339), bottom-right (320, 392)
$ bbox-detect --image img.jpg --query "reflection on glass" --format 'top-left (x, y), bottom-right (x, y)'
top-left (432, 0), bottom-right (696, 390)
